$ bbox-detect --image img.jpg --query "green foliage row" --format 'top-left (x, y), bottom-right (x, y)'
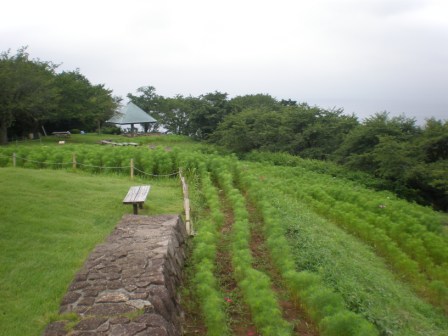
top-left (0, 145), bottom-right (179, 177)
top-left (243, 150), bottom-right (389, 190)
top-left (211, 158), bottom-right (292, 335)
top-left (190, 163), bottom-right (229, 335)
top-left (243, 152), bottom-right (447, 246)
top-left (265, 165), bottom-right (448, 310)
top-left (235, 165), bottom-right (379, 336)
top-left (322, 185), bottom-right (448, 265)
top-left (245, 163), bottom-right (448, 335)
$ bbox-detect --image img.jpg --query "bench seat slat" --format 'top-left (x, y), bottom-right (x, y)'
top-left (123, 186), bottom-right (140, 204)
top-left (134, 185), bottom-right (150, 203)
top-left (123, 185), bottom-right (150, 204)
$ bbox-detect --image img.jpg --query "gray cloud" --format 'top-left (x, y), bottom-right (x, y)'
top-left (1, 0), bottom-right (446, 123)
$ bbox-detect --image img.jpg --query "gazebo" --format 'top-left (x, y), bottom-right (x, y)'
top-left (107, 102), bottom-right (157, 134)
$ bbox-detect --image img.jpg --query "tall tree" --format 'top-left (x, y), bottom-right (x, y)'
top-left (288, 108), bottom-right (358, 159)
top-left (333, 112), bottom-right (419, 172)
top-left (47, 70), bottom-right (117, 132)
top-left (127, 86), bottom-right (205, 135)
top-left (190, 91), bottom-right (231, 139)
top-left (419, 118), bottom-right (448, 162)
top-left (213, 108), bottom-right (278, 152)
top-left (88, 84), bottom-right (118, 133)
top-left (229, 93), bottom-right (280, 113)
top-left (127, 86), bottom-right (160, 112)
top-left (0, 47), bottom-right (59, 144)
top-left (405, 119), bottom-right (448, 210)
top-left (157, 95), bottom-right (201, 135)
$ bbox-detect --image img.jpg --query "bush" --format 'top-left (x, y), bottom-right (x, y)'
top-left (320, 311), bottom-right (379, 336)
top-left (102, 126), bottom-right (122, 134)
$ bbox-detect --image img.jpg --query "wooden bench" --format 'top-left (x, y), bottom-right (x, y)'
top-left (123, 185), bottom-right (150, 214)
top-left (52, 131), bottom-right (71, 137)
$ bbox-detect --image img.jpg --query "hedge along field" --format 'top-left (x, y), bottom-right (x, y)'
top-left (242, 162), bottom-right (448, 336)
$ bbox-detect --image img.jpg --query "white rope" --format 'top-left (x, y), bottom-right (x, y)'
top-left (75, 162), bottom-right (131, 169)
top-left (4, 156), bottom-right (71, 166)
top-left (134, 166), bottom-right (179, 177)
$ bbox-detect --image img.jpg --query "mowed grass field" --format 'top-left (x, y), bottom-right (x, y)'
top-left (0, 167), bottom-right (183, 336)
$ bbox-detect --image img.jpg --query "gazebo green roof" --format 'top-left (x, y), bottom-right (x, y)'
top-left (107, 102), bottom-right (157, 125)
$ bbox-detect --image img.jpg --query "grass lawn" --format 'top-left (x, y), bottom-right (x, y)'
top-left (0, 167), bottom-right (183, 336)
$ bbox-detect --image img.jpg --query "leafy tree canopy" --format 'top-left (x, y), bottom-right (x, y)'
top-left (0, 47), bottom-right (59, 143)
top-left (0, 47), bottom-right (117, 142)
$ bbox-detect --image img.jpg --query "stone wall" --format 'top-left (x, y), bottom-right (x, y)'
top-left (44, 214), bottom-right (187, 336)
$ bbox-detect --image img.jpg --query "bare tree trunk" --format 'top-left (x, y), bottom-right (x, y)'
top-left (0, 121), bottom-right (8, 145)
top-left (32, 120), bottom-right (40, 140)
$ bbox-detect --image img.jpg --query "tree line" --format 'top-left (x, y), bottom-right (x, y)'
top-left (128, 86), bottom-right (448, 211)
top-left (0, 47), bottom-right (118, 144)
top-left (1, 46), bottom-right (445, 211)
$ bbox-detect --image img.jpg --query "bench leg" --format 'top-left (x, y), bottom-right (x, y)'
top-left (133, 203), bottom-right (138, 215)
top-left (139, 202), bottom-right (143, 209)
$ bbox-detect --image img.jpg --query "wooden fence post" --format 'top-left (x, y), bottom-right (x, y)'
top-left (179, 169), bottom-right (192, 235)
top-left (72, 153), bottom-right (77, 170)
top-left (13, 153), bottom-right (16, 167)
top-left (130, 158), bottom-right (134, 180)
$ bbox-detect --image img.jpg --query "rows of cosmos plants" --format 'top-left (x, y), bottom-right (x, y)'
top-left (258, 164), bottom-right (448, 310)
top-left (0, 142), bottom-right (446, 335)
top-left (210, 157), bottom-right (293, 335)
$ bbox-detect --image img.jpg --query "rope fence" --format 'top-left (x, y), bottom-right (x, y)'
top-left (1, 152), bottom-right (193, 236)
top-left (0, 153), bottom-right (179, 179)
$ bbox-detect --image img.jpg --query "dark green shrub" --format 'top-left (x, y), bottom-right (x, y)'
top-left (320, 311), bottom-right (379, 336)
top-left (102, 126), bottom-right (122, 134)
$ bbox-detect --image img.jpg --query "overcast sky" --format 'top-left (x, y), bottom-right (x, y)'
top-left (1, 0), bottom-right (447, 123)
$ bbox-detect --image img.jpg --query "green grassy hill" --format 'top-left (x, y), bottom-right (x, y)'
top-left (0, 134), bottom-right (447, 335)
